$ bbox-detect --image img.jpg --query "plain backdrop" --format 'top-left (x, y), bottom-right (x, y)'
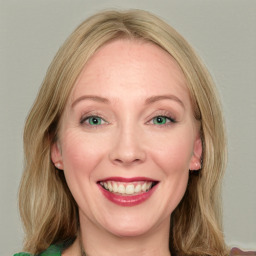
top-left (1, 0), bottom-right (255, 255)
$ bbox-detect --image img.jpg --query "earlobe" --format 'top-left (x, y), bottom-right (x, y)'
top-left (189, 136), bottom-right (202, 171)
top-left (51, 142), bottom-right (64, 170)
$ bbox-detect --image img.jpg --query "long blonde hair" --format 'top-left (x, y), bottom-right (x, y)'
top-left (20, 9), bottom-right (228, 255)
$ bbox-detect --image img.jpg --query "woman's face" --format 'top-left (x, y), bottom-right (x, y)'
top-left (52, 39), bottom-right (202, 237)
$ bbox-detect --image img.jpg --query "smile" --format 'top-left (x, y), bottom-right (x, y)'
top-left (97, 177), bottom-right (159, 207)
top-left (99, 181), bottom-right (155, 195)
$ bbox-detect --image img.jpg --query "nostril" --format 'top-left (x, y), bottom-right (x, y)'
top-left (113, 157), bottom-right (143, 165)
top-left (114, 159), bottom-right (123, 164)
top-left (109, 142), bottom-right (146, 165)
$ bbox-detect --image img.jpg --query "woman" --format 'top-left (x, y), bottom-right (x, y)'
top-left (14, 9), bottom-right (254, 256)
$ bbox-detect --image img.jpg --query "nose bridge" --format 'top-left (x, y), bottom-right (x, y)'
top-left (109, 118), bottom-right (146, 165)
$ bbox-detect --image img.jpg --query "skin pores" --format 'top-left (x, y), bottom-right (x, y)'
top-left (51, 39), bottom-right (202, 255)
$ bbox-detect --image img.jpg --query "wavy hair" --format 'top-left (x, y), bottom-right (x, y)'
top-left (19, 9), bottom-right (228, 255)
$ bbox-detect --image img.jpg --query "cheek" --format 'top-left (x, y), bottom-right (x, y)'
top-left (148, 132), bottom-right (194, 175)
top-left (60, 131), bottom-right (107, 181)
top-left (149, 135), bottom-right (192, 214)
top-left (153, 132), bottom-right (194, 208)
top-left (59, 131), bottom-right (110, 211)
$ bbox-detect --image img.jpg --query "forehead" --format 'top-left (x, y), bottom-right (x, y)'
top-left (70, 39), bottom-right (189, 103)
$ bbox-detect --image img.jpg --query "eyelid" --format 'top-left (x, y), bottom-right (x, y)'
top-left (147, 110), bottom-right (177, 125)
top-left (149, 116), bottom-right (176, 125)
top-left (80, 113), bottom-right (108, 126)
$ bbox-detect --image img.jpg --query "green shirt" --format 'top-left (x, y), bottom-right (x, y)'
top-left (13, 245), bottom-right (256, 256)
top-left (13, 244), bottom-right (63, 256)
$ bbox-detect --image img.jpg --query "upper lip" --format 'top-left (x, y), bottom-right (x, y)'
top-left (97, 176), bottom-right (158, 183)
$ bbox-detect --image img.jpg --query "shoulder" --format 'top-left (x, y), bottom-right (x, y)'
top-left (230, 247), bottom-right (256, 256)
top-left (13, 244), bottom-right (63, 256)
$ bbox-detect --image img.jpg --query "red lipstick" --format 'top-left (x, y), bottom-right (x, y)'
top-left (97, 177), bottom-right (158, 207)
top-left (99, 176), bottom-right (155, 182)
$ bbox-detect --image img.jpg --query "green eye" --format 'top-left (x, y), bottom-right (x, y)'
top-left (153, 116), bottom-right (167, 125)
top-left (87, 116), bottom-right (102, 125)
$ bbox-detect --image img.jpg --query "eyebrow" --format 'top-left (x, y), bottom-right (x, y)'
top-left (145, 95), bottom-right (185, 108)
top-left (71, 95), bottom-right (110, 108)
top-left (71, 94), bottom-right (184, 108)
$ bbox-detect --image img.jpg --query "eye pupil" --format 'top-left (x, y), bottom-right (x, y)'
top-left (89, 117), bottom-right (101, 125)
top-left (157, 117), bottom-right (163, 123)
top-left (154, 116), bottom-right (166, 125)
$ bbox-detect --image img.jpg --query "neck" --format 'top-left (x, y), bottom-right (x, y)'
top-left (79, 214), bottom-right (171, 256)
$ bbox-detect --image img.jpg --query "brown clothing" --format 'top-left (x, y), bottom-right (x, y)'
top-left (230, 247), bottom-right (256, 256)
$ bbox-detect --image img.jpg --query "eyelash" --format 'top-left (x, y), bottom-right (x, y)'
top-left (80, 112), bottom-right (176, 128)
top-left (80, 114), bottom-right (108, 127)
top-left (148, 114), bottom-right (176, 127)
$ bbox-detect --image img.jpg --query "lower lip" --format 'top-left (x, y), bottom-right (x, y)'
top-left (98, 184), bottom-right (158, 207)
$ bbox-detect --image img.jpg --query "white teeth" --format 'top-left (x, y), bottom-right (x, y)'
top-left (107, 181), bottom-right (113, 192)
top-left (141, 183), bottom-right (147, 192)
top-left (126, 184), bottom-right (135, 194)
top-left (134, 184), bottom-right (142, 193)
top-left (117, 184), bottom-right (125, 194)
top-left (146, 182), bottom-right (152, 190)
top-left (100, 181), bottom-right (154, 195)
top-left (113, 182), bottom-right (118, 192)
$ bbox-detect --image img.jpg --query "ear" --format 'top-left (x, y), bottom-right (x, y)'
top-left (51, 142), bottom-right (64, 170)
top-left (189, 135), bottom-right (202, 171)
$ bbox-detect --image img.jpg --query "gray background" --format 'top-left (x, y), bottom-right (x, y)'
top-left (1, 0), bottom-right (255, 255)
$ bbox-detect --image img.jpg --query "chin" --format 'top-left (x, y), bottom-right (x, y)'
top-left (106, 224), bottom-right (151, 238)
top-left (101, 213), bottom-right (157, 238)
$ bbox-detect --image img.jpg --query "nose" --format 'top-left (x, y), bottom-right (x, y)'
top-left (109, 127), bottom-right (146, 166)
